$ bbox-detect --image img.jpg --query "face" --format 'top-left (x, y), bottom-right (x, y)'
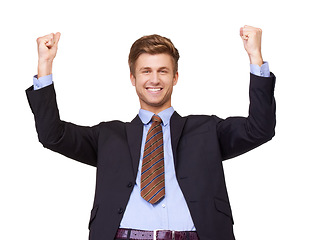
top-left (130, 53), bottom-right (178, 114)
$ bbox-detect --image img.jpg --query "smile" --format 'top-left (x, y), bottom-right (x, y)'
top-left (146, 87), bottom-right (162, 92)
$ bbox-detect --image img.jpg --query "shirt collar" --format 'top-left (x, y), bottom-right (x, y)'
top-left (138, 107), bottom-right (174, 126)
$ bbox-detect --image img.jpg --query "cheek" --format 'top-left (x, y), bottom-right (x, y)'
top-left (135, 76), bottom-right (148, 88)
top-left (165, 77), bottom-right (176, 88)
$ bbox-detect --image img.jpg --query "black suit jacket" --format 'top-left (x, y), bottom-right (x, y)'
top-left (26, 73), bottom-right (276, 240)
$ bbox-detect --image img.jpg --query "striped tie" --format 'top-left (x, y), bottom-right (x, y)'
top-left (140, 115), bottom-right (165, 204)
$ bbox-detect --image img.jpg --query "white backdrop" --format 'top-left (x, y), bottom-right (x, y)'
top-left (1, 0), bottom-right (309, 239)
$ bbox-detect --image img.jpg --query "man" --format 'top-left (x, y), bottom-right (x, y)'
top-left (26, 26), bottom-right (276, 240)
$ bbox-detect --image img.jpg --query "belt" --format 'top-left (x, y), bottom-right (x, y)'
top-left (115, 228), bottom-right (199, 240)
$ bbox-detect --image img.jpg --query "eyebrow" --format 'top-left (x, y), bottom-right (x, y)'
top-left (158, 67), bottom-right (169, 71)
top-left (139, 67), bottom-right (152, 72)
top-left (138, 66), bottom-right (170, 72)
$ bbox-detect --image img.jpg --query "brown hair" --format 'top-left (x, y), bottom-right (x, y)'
top-left (128, 34), bottom-right (180, 76)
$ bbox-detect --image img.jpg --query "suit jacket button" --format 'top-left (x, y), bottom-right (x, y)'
top-left (118, 208), bottom-right (124, 214)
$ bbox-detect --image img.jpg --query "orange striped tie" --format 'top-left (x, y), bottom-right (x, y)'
top-left (140, 115), bottom-right (165, 204)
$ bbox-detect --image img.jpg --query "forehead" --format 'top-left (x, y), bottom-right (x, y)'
top-left (135, 53), bottom-right (174, 70)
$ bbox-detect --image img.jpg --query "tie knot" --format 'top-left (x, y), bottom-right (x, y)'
top-left (152, 115), bottom-right (162, 123)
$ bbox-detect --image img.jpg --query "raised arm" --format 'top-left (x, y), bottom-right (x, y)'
top-left (26, 33), bottom-right (99, 167)
top-left (217, 26), bottom-right (276, 160)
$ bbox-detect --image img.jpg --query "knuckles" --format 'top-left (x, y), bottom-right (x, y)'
top-left (36, 33), bottom-right (53, 44)
top-left (243, 26), bottom-right (263, 34)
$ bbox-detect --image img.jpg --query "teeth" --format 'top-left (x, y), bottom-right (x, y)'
top-left (148, 88), bottom-right (161, 92)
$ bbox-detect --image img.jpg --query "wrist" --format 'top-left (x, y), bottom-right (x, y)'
top-left (248, 52), bottom-right (263, 66)
top-left (38, 60), bottom-right (53, 79)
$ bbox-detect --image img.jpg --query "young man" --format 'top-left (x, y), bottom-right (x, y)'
top-left (26, 26), bottom-right (276, 240)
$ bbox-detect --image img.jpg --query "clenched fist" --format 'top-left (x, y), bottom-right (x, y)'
top-left (36, 32), bottom-right (61, 78)
top-left (240, 26), bottom-right (263, 66)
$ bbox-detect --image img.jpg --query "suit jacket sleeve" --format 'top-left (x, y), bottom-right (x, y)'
top-left (26, 84), bottom-right (99, 167)
top-left (216, 73), bottom-right (276, 160)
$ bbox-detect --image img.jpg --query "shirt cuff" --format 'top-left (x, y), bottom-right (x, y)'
top-left (250, 61), bottom-right (270, 77)
top-left (33, 74), bottom-right (53, 90)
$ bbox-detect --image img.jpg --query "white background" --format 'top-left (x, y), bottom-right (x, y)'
top-left (1, 0), bottom-right (309, 239)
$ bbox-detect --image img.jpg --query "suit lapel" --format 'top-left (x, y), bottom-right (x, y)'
top-left (170, 111), bottom-right (187, 167)
top-left (126, 115), bottom-right (144, 179)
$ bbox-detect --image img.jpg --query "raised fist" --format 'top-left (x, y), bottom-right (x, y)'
top-left (240, 26), bottom-right (263, 66)
top-left (37, 32), bottom-right (61, 63)
top-left (36, 32), bottom-right (61, 78)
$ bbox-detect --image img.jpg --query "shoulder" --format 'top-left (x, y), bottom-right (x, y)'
top-left (172, 112), bottom-right (223, 134)
top-left (97, 120), bottom-right (127, 131)
top-left (96, 115), bottom-right (142, 134)
top-left (178, 113), bottom-right (223, 125)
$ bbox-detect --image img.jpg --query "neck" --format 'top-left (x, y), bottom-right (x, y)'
top-left (140, 104), bottom-right (171, 115)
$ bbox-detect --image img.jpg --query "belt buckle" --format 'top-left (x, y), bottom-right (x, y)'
top-left (153, 229), bottom-right (175, 240)
top-left (153, 229), bottom-right (161, 240)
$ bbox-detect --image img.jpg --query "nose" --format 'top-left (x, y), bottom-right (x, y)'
top-left (150, 72), bottom-right (160, 84)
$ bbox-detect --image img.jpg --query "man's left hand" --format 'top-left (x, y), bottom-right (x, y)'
top-left (240, 25), bottom-right (263, 66)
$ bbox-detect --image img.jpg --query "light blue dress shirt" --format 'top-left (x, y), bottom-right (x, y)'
top-left (32, 62), bottom-right (270, 230)
top-left (120, 107), bottom-right (195, 230)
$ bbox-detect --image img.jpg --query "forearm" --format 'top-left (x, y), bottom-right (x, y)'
top-left (247, 72), bottom-right (276, 139)
top-left (26, 84), bottom-right (63, 145)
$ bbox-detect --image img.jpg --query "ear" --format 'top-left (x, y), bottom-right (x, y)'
top-left (173, 72), bottom-right (179, 86)
top-left (130, 72), bottom-right (136, 86)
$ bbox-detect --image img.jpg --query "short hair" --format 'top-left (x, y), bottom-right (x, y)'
top-left (128, 34), bottom-right (180, 76)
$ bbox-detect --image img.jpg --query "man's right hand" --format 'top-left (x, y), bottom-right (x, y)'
top-left (37, 32), bottom-right (61, 79)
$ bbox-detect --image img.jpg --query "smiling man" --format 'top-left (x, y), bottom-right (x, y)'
top-left (129, 35), bottom-right (180, 114)
top-left (26, 26), bottom-right (276, 240)
top-left (130, 53), bottom-right (178, 114)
